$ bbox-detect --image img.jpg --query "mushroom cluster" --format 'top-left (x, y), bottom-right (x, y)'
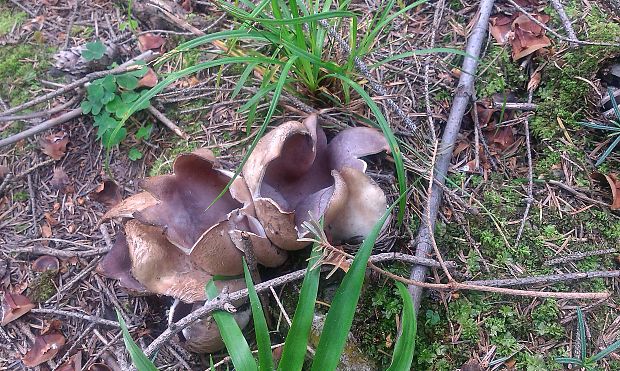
top-left (98, 114), bottom-right (391, 353)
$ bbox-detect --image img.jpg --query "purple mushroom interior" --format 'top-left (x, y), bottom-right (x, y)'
top-left (136, 154), bottom-right (242, 250)
top-left (261, 124), bottom-right (335, 228)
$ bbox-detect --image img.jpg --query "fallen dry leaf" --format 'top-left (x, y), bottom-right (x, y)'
top-left (489, 14), bottom-right (516, 44)
top-left (1, 292), bottom-right (35, 325)
top-left (88, 364), bottom-right (112, 371)
top-left (0, 165), bottom-right (8, 179)
top-left (91, 181), bottom-right (122, 208)
top-left (56, 352), bottom-right (81, 371)
top-left (41, 222), bottom-right (53, 239)
top-left (44, 212), bottom-right (59, 226)
top-left (137, 68), bottom-right (158, 89)
top-left (40, 318), bottom-right (63, 335)
top-left (22, 332), bottom-right (66, 367)
top-left (527, 71), bottom-right (542, 92)
top-left (51, 167), bottom-right (71, 193)
top-left (461, 358), bottom-right (483, 371)
top-left (591, 172), bottom-right (620, 209)
top-left (138, 33), bottom-right (165, 53)
top-left (487, 126), bottom-right (516, 151)
top-left (511, 13), bottom-right (551, 60)
top-left (40, 131), bottom-right (69, 160)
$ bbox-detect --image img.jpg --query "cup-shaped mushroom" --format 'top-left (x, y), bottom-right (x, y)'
top-left (100, 148), bottom-right (286, 278)
top-left (243, 114), bottom-right (391, 249)
top-left (1, 292), bottom-right (35, 326)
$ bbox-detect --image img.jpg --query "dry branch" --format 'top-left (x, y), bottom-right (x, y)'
top-left (407, 0), bottom-right (496, 312)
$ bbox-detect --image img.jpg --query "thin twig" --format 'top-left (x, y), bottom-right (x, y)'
top-left (408, 0), bottom-right (496, 312)
top-left (548, 0), bottom-right (579, 47)
top-left (147, 105), bottom-right (190, 140)
top-left (545, 248), bottom-right (618, 266)
top-left (31, 308), bottom-right (120, 328)
top-left (318, 19), bottom-right (418, 132)
top-left (0, 108), bottom-right (82, 149)
top-left (464, 270), bottom-right (620, 287)
top-left (515, 89), bottom-right (535, 245)
top-left (5, 245), bottom-right (110, 258)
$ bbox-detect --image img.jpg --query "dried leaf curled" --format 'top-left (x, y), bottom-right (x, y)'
top-left (40, 131), bottom-right (69, 160)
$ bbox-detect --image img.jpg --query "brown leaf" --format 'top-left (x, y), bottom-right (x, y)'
top-left (527, 71), bottom-right (542, 92)
top-left (461, 358), bottom-right (483, 371)
top-left (591, 172), bottom-right (620, 209)
top-left (91, 181), bottom-right (122, 208)
top-left (50, 167), bottom-right (71, 192)
top-left (138, 33), bottom-right (165, 53)
top-left (44, 212), bottom-right (59, 226)
top-left (41, 222), bottom-right (53, 239)
top-left (511, 14), bottom-right (552, 60)
top-left (1, 292), bottom-right (35, 325)
top-left (56, 352), bottom-right (81, 371)
top-left (137, 68), bottom-right (158, 89)
top-left (489, 14), bottom-right (516, 44)
top-left (88, 364), bottom-right (112, 371)
top-left (487, 126), bottom-right (516, 152)
top-left (22, 332), bottom-right (65, 367)
top-left (181, 0), bottom-right (192, 11)
top-left (40, 132), bottom-right (69, 160)
top-left (40, 319), bottom-right (63, 335)
top-left (0, 165), bottom-right (8, 179)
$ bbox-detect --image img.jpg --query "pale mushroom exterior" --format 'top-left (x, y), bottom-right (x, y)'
top-left (242, 114), bottom-right (391, 250)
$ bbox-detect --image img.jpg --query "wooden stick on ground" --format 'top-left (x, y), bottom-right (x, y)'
top-left (407, 0), bottom-right (496, 312)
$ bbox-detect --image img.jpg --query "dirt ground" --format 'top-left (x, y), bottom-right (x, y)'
top-left (1, 0), bottom-right (620, 370)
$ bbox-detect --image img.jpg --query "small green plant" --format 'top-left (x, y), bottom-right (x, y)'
top-left (119, 0), bottom-right (139, 32)
top-left (79, 44), bottom-right (152, 157)
top-left (81, 40), bottom-right (107, 61)
top-left (555, 308), bottom-right (620, 370)
top-left (580, 88), bottom-right (620, 166)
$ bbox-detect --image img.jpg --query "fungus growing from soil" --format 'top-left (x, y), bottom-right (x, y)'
top-left (243, 114), bottom-right (390, 250)
top-left (98, 115), bottom-right (392, 353)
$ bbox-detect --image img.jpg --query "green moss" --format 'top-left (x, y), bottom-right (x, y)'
top-left (477, 45), bottom-right (529, 98)
top-left (0, 43), bottom-right (55, 106)
top-left (28, 271), bottom-right (57, 303)
top-left (13, 190), bottom-right (28, 201)
top-left (0, 7), bottom-right (26, 35)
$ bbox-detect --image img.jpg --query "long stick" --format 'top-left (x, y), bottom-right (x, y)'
top-left (407, 0), bottom-right (496, 312)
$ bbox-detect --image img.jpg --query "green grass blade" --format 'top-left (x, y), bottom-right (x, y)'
top-left (608, 87), bottom-right (620, 121)
top-left (216, 3), bottom-right (354, 25)
top-left (592, 338), bottom-right (620, 362)
top-left (208, 56), bottom-right (298, 211)
top-left (116, 310), bottom-right (159, 371)
top-left (579, 121), bottom-right (620, 131)
top-left (554, 357), bottom-right (582, 365)
top-left (327, 73), bottom-right (407, 223)
top-left (370, 48), bottom-right (470, 68)
top-left (386, 282), bottom-right (416, 371)
top-left (577, 307), bottom-right (587, 360)
top-left (232, 63), bottom-right (259, 99)
top-left (359, 0), bottom-right (427, 55)
top-left (277, 246), bottom-right (322, 371)
top-left (310, 192), bottom-right (406, 371)
top-left (595, 134), bottom-right (620, 166)
top-left (243, 260), bottom-right (274, 371)
top-left (206, 280), bottom-right (258, 371)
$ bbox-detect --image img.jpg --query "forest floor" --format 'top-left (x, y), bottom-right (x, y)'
top-left (1, 0), bottom-right (620, 370)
